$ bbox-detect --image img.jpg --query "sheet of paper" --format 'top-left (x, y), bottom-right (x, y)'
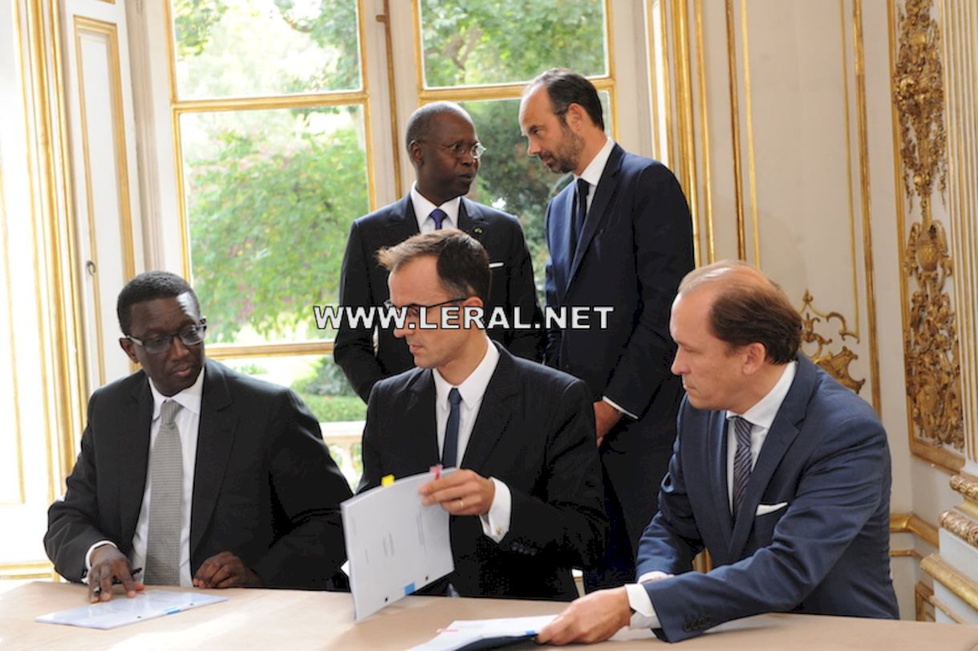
top-left (35, 590), bottom-right (228, 630)
top-left (407, 615), bottom-right (557, 651)
top-left (342, 469), bottom-right (454, 620)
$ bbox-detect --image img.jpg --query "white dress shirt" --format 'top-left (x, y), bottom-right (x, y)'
top-left (85, 367), bottom-right (205, 587)
top-left (411, 183), bottom-right (462, 232)
top-left (626, 362), bottom-right (797, 628)
top-left (431, 338), bottom-right (513, 543)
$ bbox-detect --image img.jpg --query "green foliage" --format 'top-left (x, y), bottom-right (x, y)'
top-left (292, 356), bottom-right (356, 397)
top-left (187, 114), bottom-right (368, 342)
top-left (300, 393), bottom-right (366, 423)
top-left (420, 0), bottom-right (606, 87)
top-left (272, 0), bottom-right (361, 91)
top-left (173, 0), bottom-right (228, 57)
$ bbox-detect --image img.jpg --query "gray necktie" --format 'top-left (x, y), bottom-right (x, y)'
top-left (731, 416), bottom-right (753, 518)
top-left (145, 399), bottom-right (184, 585)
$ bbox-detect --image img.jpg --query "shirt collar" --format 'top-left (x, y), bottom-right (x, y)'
top-left (149, 364), bottom-right (205, 419)
top-left (727, 361), bottom-right (797, 430)
top-left (432, 337), bottom-right (500, 410)
top-left (576, 137), bottom-right (615, 188)
top-left (410, 183), bottom-right (462, 230)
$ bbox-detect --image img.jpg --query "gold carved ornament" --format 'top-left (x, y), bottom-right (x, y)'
top-left (798, 291), bottom-right (864, 394)
top-left (893, 0), bottom-right (963, 450)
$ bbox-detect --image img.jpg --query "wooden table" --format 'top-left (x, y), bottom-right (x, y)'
top-left (4, 580), bottom-right (978, 650)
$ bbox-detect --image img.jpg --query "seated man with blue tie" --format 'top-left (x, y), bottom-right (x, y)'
top-left (358, 229), bottom-right (607, 600)
top-left (537, 260), bottom-right (899, 643)
top-left (45, 271), bottom-right (352, 601)
top-left (334, 101), bottom-right (542, 403)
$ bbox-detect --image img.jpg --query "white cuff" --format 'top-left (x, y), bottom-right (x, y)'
top-left (602, 396), bottom-right (638, 420)
top-left (625, 583), bottom-right (660, 629)
top-left (83, 540), bottom-right (118, 584)
top-left (638, 570), bottom-right (673, 584)
top-left (479, 478), bottom-right (511, 543)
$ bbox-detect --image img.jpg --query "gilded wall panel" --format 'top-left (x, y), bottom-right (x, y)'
top-left (892, 0), bottom-right (964, 469)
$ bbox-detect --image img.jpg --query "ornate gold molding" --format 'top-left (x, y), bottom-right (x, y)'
top-left (893, 0), bottom-right (947, 214)
top-left (921, 553), bottom-right (978, 613)
top-left (940, 509), bottom-right (978, 549)
top-left (890, 511), bottom-right (939, 547)
top-left (950, 475), bottom-right (978, 502)
top-left (893, 0), bottom-right (963, 454)
top-left (799, 291), bottom-right (865, 394)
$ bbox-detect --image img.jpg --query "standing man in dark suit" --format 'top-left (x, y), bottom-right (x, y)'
top-left (537, 261), bottom-right (898, 644)
top-left (334, 101), bottom-right (542, 403)
top-left (359, 230), bottom-right (606, 600)
top-left (46, 271), bottom-right (352, 602)
top-left (519, 68), bottom-right (695, 590)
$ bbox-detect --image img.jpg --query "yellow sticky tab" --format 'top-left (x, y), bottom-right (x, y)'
top-left (381, 474), bottom-right (395, 487)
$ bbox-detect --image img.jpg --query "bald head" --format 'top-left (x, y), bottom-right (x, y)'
top-left (677, 260), bottom-right (802, 364)
top-left (405, 101), bottom-right (474, 152)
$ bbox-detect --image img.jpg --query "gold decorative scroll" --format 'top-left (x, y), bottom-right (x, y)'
top-left (798, 291), bottom-right (864, 394)
top-left (893, 0), bottom-right (963, 452)
top-left (940, 509), bottom-right (978, 549)
top-left (893, 0), bottom-right (947, 215)
top-left (950, 475), bottom-right (978, 502)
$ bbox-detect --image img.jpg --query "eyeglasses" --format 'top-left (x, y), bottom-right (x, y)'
top-left (384, 298), bottom-right (468, 320)
top-left (417, 140), bottom-right (487, 160)
top-left (126, 321), bottom-right (207, 355)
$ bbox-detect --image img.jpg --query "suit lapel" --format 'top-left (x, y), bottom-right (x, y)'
top-left (458, 346), bottom-right (516, 472)
top-left (707, 412), bottom-right (734, 550)
top-left (547, 187), bottom-right (575, 305)
top-left (190, 360), bottom-right (237, 560)
top-left (459, 199), bottom-right (489, 245)
top-left (402, 369), bottom-right (440, 469)
top-left (568, 145), bottom-right (624, 282)
top-left (728, 357), bottom-right (812, 556)
top-left (385, 195), bottom-right (422, 242)
top-left (120, 377), bottom-right (153, 544)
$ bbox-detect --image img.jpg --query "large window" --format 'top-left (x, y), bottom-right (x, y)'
top-left (159, 0), bottom-right (638, 483)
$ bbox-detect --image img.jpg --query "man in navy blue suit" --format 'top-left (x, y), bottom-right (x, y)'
top-left (519, 68), bottom-right (694, 590)
top-left (537, 260), bottom-right (898, 644)
top-left (335, 102), bottom-right (542, 402)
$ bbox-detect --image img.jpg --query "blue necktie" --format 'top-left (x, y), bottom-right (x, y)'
top-left (442, 388), bottom-right (462, 467)
top-left (430, 208), bottom-right (447, 230)
top-left (570, 178), bottom-right (589, 259)
top-left (731, 416), bottom-right (753, 518)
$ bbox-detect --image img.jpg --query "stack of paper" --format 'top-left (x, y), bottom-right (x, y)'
top-left (342, 470), bottom-right (455, 620)
top-left (407, 615), bottom-right (557, 651)
top-left (35, 590), bottom-right (227, 630)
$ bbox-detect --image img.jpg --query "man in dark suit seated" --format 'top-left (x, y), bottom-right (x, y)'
top-left (358, 229), bottom-right (606, 600)
top-left (519, 68), bottom-right (694, 591)
top-left (334, 101), bottom-right (542, 403)
top-left (45, 271), bottom-right (352, 602)
top-left (537, 260), bottom-right (899, 644)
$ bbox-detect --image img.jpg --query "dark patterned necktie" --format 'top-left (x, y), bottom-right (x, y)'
top-left (731, 416), bottom-right (753, 518)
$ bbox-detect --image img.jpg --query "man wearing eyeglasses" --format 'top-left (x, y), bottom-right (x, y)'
top-left (358, 230), bottom-right (607, 600)
top-left (335, 101), bottom-right (543, 404)
top-left (45, 271), bottom-right (352, 602)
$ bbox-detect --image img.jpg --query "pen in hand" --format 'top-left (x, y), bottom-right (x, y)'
top-left (92, 567), bottom-right (143, 597)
